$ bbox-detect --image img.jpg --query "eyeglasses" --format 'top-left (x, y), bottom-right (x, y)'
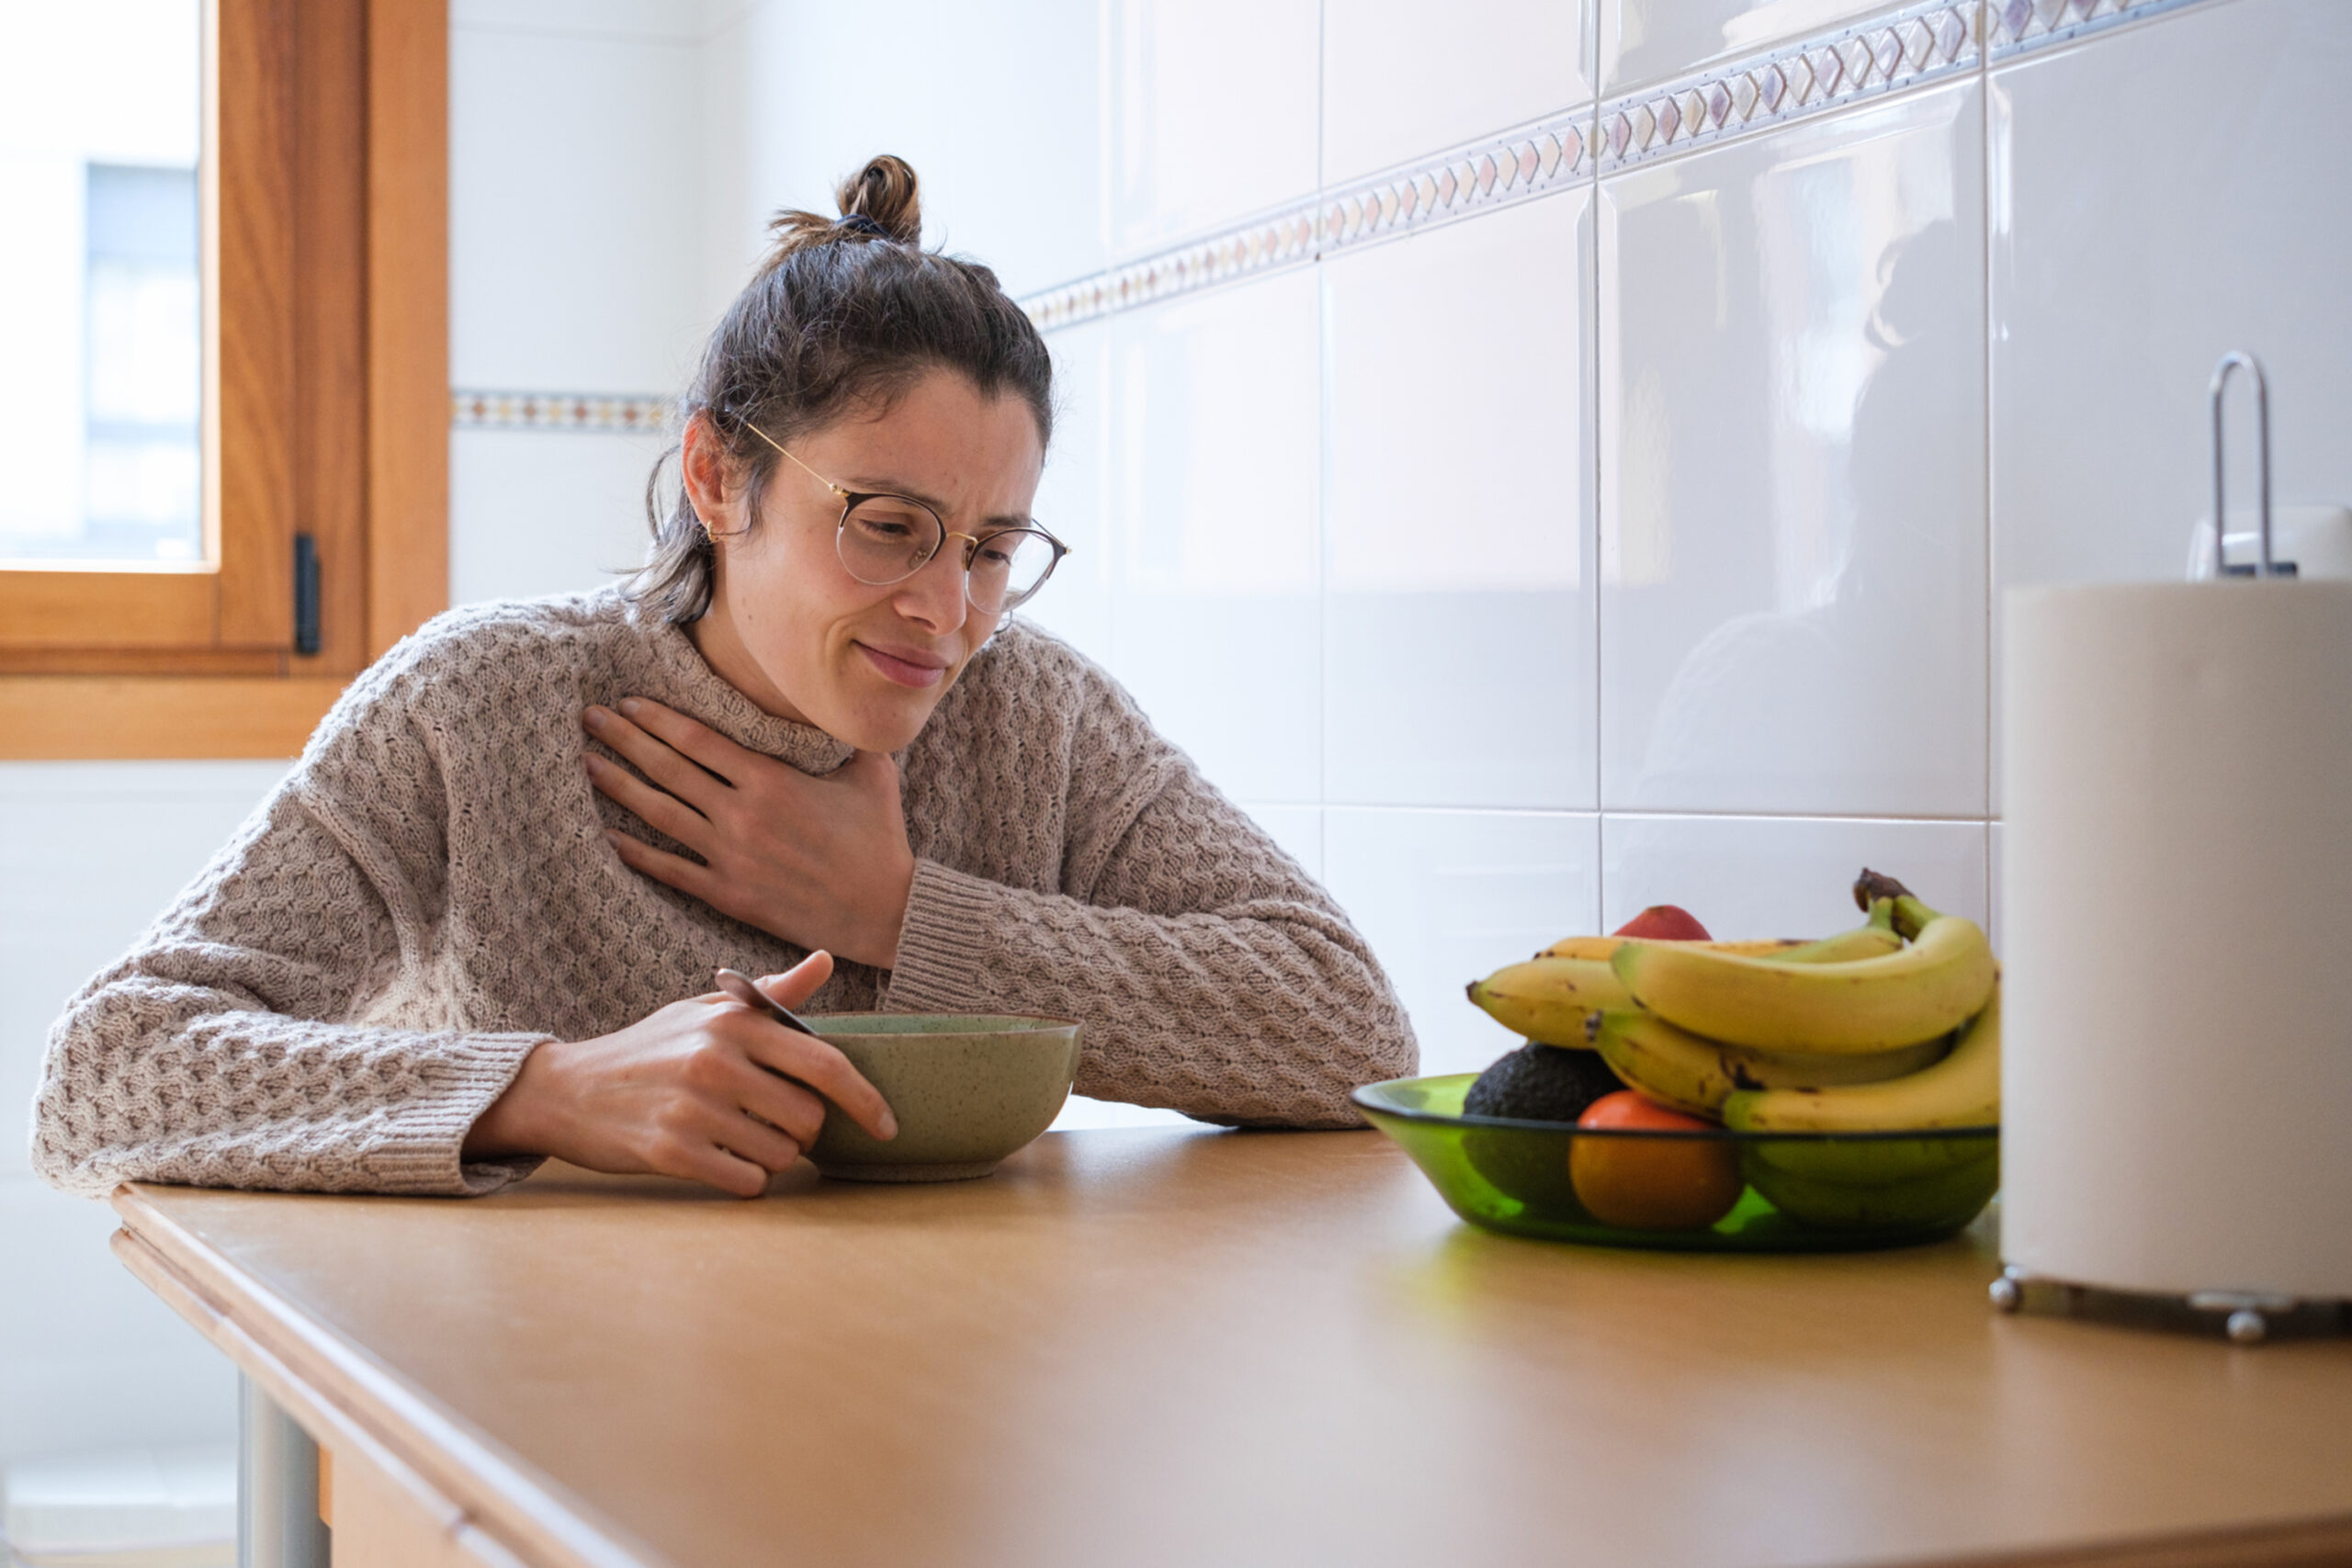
top-left (729, 414), bottom-right (1068, 615)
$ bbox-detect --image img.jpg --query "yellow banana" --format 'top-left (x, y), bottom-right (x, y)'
top-left (1721, 985), bottom-right (2000, 1134)
top-left (1465, 957), bottom-right (1635, 1045)
top-left (1611, 894), bottom-right (1996, 1051)
top-left (1538, 898), bottom-right (1901, 964)
top-left (1590, 1010), bottom-right (1954, 1120)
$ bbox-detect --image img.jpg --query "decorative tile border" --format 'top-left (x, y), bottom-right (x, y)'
top-left (1596, 0), bottom-right (1980, 173)
top-left (1986, 0), bottom-right (2206, 58)
top-left (1023, 107), bottom-right (1595, 333)
top-left (450, 389), bottom-right (673, 433)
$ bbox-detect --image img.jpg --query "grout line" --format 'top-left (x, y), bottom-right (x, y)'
top-left (1980, 0), bottom-right (1998, 934)
top-left (1295, 805), bottom-right (2000, 824)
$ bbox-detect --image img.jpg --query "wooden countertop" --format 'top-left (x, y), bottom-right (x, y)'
top-left (111, 1128), bottom-right (2352, 1568)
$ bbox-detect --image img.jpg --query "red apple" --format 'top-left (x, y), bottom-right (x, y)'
top-left (1612, 904), bottom-right (1711, 942)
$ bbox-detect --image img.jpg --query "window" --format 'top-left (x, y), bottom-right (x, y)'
top-left (0, 0), bottom-right (449, 758)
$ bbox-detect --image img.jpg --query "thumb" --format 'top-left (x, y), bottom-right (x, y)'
top-left (757, 949), bottom-right (834, 1009)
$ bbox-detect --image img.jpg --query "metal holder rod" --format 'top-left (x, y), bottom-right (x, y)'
top-left (239, 1375), bottom-right (330, 1568)
top-left (2210, 350), bottom-right (2277, 578)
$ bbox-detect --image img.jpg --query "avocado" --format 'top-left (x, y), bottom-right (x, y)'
top-left (1464, 1043), bottom-right (1622, 1123)
top-left (1460, 1044), bottom-right (1626, 1214)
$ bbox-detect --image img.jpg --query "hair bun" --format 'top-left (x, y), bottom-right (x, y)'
top-left (835, 153), bottom-right (921, 245)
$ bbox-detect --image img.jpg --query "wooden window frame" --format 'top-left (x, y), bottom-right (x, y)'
top-left (0, 0), bottom-right (447, 759)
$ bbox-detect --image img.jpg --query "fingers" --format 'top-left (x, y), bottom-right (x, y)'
top-left (584, 703), bottom-right (732, 807)
top-left (610, 697), bottom-right (760, 784)
top-left (757, 950), bottom-right (835, 1010)
top-left (604, 828), bottom-right (719, 901)
top-left (738, 1022), bottom-right (899, 1143)
top-left (586, 753), bottom-right (712, 849)
top-left (730, 1060), bottom-right (831, 1146)
top-left (661, 1132), bottom-right (779, 1200)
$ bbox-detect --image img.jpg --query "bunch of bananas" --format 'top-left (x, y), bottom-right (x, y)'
top-left (1464, 870), bottom-right (2000, 1233)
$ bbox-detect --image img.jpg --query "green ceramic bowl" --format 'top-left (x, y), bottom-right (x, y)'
top-left (1353, 1073), bottom-right (1997, 1253)
top-left (801, 1014), bottom-right (1082, 1182)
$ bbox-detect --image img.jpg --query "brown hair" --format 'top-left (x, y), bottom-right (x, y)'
top-left (627, 154), bottom-right (1055, 624)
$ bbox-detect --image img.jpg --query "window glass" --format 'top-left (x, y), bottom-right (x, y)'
top-left (0, 2), bottom-right (203, 564)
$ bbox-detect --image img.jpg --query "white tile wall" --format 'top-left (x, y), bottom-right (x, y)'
top-left (1322, 191), bottom-right (1597, 809)
top-left (1324, 808), bottom-right (1600, 1077)
top-left (447, 15), bottom-right (710, 395)
top-left (1322, 0), bottom-right (1594, 186)
top-left (449, 427), bottom-right (669, 607)
top-left (711, 0), bottom-right (1106, 301)
top-left (1105, 271), bottom-right (1322, 804)
top-left (1105, 0), bottom-right (1321, 256)
top-left (1017, 321), bottom-right (1114, 670)
top-left (1600, 813), bottom-right (1988, 943)
top-left (1600, 0), bottom-right (1895, 96)
top-left (1987, 0), bottom-right (2352, 807)
top-left (1598, 80), bottom-right (1986, 818)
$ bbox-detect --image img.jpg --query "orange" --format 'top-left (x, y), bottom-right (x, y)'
top-left (1569, 1090), bottom-right (1745, 1231)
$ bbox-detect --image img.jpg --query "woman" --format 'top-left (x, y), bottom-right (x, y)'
top-left (31, 156), bottom-right (1416, 1200)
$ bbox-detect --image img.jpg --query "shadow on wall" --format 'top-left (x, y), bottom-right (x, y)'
top-left (1632, 218), bottom-right (1979, 805)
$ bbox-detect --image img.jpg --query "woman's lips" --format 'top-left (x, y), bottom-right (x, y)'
top-left (857, 641), bottom-right (948, 689)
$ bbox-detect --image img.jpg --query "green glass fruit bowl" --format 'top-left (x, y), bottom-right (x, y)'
top-left (1352, 1073), bottom-right (1998, 1253)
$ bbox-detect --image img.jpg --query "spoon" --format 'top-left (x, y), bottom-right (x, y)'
top-left (713, 966), bottom-right (823, 1038)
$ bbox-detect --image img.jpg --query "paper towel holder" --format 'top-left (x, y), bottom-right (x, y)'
top-left (2209, 350), bottom-right (2281, 580)
top-left (1991, 348), bottom-right (2352, 1348)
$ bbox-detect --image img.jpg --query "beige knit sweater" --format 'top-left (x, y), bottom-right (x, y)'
top-left (30, 591), bottom-right (1416, 1197)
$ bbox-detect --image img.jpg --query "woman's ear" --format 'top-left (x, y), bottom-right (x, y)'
top-left (680, 414), bottom-right (741, 538)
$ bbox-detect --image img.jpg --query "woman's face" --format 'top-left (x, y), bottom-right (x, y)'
top-left (684, 368), bottom-right (1045, 753)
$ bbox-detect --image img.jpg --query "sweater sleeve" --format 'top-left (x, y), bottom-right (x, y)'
top-left (883, 755), bottom-right (1418, 1128)
top-left (28, 656), bottom-right (552, 1199)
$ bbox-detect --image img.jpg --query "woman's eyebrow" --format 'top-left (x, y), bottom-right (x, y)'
top-left (846, 477), bottom-right (1032, 528)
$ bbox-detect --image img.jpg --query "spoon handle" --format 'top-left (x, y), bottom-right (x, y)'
top-left (713, 967), bottom-right (822, 1038)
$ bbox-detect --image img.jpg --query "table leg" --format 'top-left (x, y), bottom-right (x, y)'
top-left (239, 1374), bottom-right (331, 1568)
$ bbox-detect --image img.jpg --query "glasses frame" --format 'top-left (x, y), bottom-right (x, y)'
top-left (727, 412), bottom-right (1069, 614)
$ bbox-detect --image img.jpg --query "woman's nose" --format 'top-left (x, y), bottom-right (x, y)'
top-left (893, 539), bottom-right (971, 632)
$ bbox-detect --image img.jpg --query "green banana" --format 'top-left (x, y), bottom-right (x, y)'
top-left (1780, 897), bottom-right (1903, 963)
top-left (1590, 1010), bottom-right (1954, 1120)
top-left (1465, 956), bottom-right (1634, 1045)
top-left (1738, 1128), bottom-right (1996, 1186)
top-left (1721, 985), bottom-right (2001, 1134)
top-left (1611, 893), bottom-right (1996, 1051)
top-left (1741, 1145), bottom-right (1998, 1234)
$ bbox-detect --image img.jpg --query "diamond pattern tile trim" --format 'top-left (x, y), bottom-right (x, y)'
top-left (1020, 107), bottom-right (1594, 333)
top-left (1987, 0), bottom-right (2209, 58)
top-left (452, 391), bottom-right (674, 434)
top-left (1598, 0), bottom-right (1981, 174)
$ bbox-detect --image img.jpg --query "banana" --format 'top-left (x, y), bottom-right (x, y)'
top-left (1539, 898), bottom-right (1902, 964)
top-left (1590, 1010), bottom-right (1954, 1120)
top-left (1740, 1146), bottom-right (1998, 1235)
top-left (1465, 957), bottom-right (1635, 1046)
top-left (1611, 893), bottom-right (1996, 1051)
top-left (1721, 985), bottom-right (2001, 1134)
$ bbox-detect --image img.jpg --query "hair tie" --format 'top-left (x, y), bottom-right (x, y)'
top-left (834, 214), bottom-right (890, 240)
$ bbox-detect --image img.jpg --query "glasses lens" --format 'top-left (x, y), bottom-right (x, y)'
top-left (837, 496), bottom-right (942, 585)
top-left (967, 529), bottom-right (1057, 613)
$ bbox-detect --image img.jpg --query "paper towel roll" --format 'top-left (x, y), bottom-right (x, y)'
top-left (2003, 581), bottom-right (2352, 1299)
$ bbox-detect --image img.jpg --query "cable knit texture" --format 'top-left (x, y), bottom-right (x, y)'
top-left (30, 590), bottom-right (1417, 1197)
